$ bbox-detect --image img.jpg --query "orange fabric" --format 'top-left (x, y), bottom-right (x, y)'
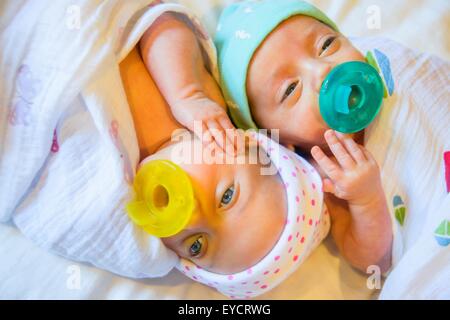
top-left (119, 47), bottom-right (182, 159)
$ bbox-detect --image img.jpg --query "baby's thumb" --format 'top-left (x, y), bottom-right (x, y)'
top-left (322, 178), bottom-right (335, 194)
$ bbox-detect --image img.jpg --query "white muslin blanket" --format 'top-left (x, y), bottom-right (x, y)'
top-left (0, 0), bottom-right (218, 279)
top-left (1, 1), bottom-right (449, 299)
top-left (352, 37), bottom-right (450, 299)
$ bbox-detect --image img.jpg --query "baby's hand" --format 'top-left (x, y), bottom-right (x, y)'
top-left (311, 130), bottom-right (393, 272)
top-left (171, 94), bottom-right (241, 157)
top-left (311, 130), bottom-right (383, 206)
top-left (139, 12), bottom-right (243, 157)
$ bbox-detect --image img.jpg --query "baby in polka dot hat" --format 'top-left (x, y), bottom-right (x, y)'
top-left (176, 131), bottom-right (330, 299)
top-left (117, 0), bottom-right (330, 299)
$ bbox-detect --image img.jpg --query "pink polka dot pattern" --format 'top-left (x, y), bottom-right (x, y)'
top-left (176, 132), bottom-right (329, 299)
top-left (51, 129), bottom-right (59, 153)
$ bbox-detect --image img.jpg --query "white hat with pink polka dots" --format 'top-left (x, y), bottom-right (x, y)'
top-left (177, 132), bottom-right (330, 299)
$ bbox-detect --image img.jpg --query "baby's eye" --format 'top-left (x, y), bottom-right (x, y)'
top-left (320, 36), bottom-right (336, 56)
top-left (282, 82), bottom-right (298, 101)
top-left (220, 185), bottom-right (235, 207)
top-left (189, 236), bottom-right (204, 257)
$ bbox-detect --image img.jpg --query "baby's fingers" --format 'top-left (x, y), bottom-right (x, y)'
top-left (235, 129), bottom-right (247, 156)
top-left (334, 131), bottom-right (367, 164)
top-left (324, 130), bottom-right (356, 170)
top-left (322, 178), bottom-right (336, 194)
top-left (361, 146), bottom-right (378, 167)
top-left (194, 121), bottom-right (213, 145)
top-left (217, 115), bottom-right (235, 131)
top-left (218, 116), bottom-right (238, 157)
top-left (206, 119), bottom-right (235, 156)
top-left (311, 146), bottom-right (342, 181)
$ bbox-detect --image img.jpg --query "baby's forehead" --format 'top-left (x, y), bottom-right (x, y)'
top-left (269, 14), bottom-right (332, 42)
top-left (251, 15), bottom-right (333, 69)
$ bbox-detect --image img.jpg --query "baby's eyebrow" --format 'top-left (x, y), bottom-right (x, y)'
top-left (263, 66), bottom-right (287, 105)
top-left (266, 68), bottom-right (283, 89)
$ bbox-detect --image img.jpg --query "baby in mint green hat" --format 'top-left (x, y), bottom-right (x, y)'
top-left (214, 0), bottom-right (450, 283)
top-left (215, 0), bottom-right (394, 274)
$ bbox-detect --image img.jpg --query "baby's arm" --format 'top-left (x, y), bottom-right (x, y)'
top-left (311, 130), bottom-right (393, 273)
top-left (139, 12), bottom-right (238, 155)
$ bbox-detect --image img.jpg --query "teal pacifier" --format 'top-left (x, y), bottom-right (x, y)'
top-left (319, 61), bottom-right (384, 134)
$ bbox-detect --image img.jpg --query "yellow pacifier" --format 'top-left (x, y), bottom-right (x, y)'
top-left (126, 160), bottom-right (194, 238)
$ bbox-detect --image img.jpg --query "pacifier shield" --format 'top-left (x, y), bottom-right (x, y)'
top-left (319, 61), bottom-right (384, 134)
top-left (126, 160), bottom-right (194, 238)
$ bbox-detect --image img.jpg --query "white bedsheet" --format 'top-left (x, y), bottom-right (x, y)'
top-left (1, 0), bottom-right (449, 300)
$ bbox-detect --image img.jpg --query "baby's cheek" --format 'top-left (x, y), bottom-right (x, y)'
top-left (282, 104), bottom-right (327, 146)
top-left (340, 39), bottom-right (366, 62)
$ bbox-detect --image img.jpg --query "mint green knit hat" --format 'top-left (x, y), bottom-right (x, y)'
top-left (215, 0), bottom-right (339, 130)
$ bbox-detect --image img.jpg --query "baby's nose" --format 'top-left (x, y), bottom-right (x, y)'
top-left (313, 62), bottom-right (333, 93)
